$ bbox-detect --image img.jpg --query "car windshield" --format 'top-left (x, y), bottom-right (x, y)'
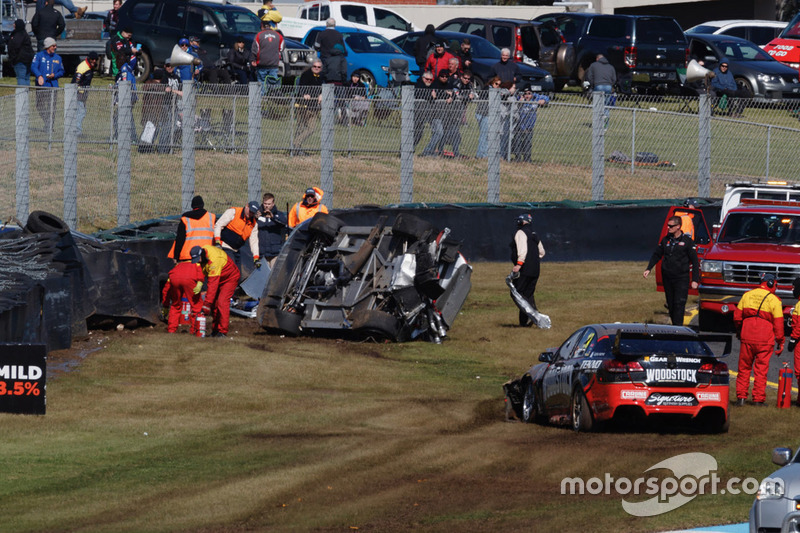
top-left (716, 40), bottom-right (772, 61)
top-left (781, 13), bottom-right (800, 38)
top-left (456, 36), bottom-right (500, 59)
top-left (686, 25), bottom-right (720, 34)
top-left (211, 8), bottom-right (261, 35)
top-left (345, 32), bottom-right (403, 54)
top-left (613, 336), bottom-right (714, 357)
top-left (718, 213), bottom-right (800, 244)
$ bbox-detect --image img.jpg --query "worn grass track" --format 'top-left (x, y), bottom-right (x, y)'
top-left (1, 261), bottom-right (793, 532)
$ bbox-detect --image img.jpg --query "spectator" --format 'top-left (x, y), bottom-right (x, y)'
top-left (193, 245), bottom-right (241, 338)
top-left (31, 0), bottom-right (65, 51)
top-left (72, 51), bottom-right (98, 136)
top-left (441, 68), bottom-right (475, 158)
top-left (491, 48), bottom-right (520, 86)
top-left (143, 59), bottom-right (183, 152)
top-left (257, 0), bottom-right (281, 30)
top-left (31, 37), bottom-right (64, 132)
top-left (711, 58), bottom-right (747, 117)
top-left (161, 260), bottom-right (204, 334)
top-left (510, 213), bottom-right (545, 327)
top-left (288, 187), bottom-right (328, 228)
top-left (214, 201), bottom-right (261, 271)
top-left (111, 29), bottom-right (139, 142)
top-left (256, 193), bottom-right (287, 268)
top-left (175, 38), bottom-right (198, 81)
top-left (585, 53), bottom-right (616, 129)
top-left (511, 86), bottom-right (549, 163)
top-left (413, 70), bottom-right (443, 157)
top-left (445, 56), bottom-right (462, 81)
top-left (108, 27), bottom-right (135, 79)
top-left (293, 60), bottom-right (324, 156)
top-left (314, 18), bottom-right (347, 84)
top-left (189, 35), bottom-right (231, 84)
top-left (498, 80), bottom-right (517, 160)
top-left (424, 41), bottom-right (454, 79)
top-left (414, 24), bottom-right (437, 69)
top-left (251, 19), bottom-right (283, 92)
top-left (36, 0), bottom-right (85, 20)
top-left (104, 0), bottom-right (122, 35)
top-left (455, 38), bottom-right (472, 71)
top-left (343, 71), bottom-right (369, 126)
top-left (8, 19), bottom-right (34, 86)
top-left (474, 75), bottom-right (502, 159)
top-left (169, 195), bottom-right (215, 262)
top-left (227, 36), bottom-right (253, 84)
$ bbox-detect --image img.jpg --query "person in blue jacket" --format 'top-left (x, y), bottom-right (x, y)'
top-left (511, 86), bottom-right (549, 163)
top-left (31, 37), bottom-right (64, 131)
top-left (711, 58), bottom-right (748, 116)
top-left (175, 38), bottom-right (200, 82)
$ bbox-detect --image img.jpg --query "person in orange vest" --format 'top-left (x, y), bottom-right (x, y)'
top-left (192, 245), bottom-right (240, 338)
top-left (288, 187), bottom-right (328, 228)
top-left (733, 273), bottom-right (784, 406)
top-left (161, 260), bottom-right (204, 333)
top-left (214, 200), bottom-right (261, 270)
top-left (169, 195), bottom-right (216, 261)
top-left (788, 278), bottom-right (800, 405)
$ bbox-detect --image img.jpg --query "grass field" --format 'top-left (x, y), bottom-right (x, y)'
top-left (3, 261), bottom-right (795, 532)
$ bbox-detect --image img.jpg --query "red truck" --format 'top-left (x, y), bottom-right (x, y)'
top-left (690, 181), bottom-right (800, 332)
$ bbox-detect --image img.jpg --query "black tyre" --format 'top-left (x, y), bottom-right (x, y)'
top-left (136, 50), bottom-right (153, 83)
top-left (274, 308), bottom-right (302, 336)
top-left (735, 77), bottom-right (754, 99)
top-left (25, 211), bottom-right (70, 234)
top-left (392, 213), bottom-right (434, 241)
top-left (570, 388), bottom-right (594, 432)
top-left (350, 309), bottom-right (400, 341)
top-left (308, 213), bottom-right (344, 241)
top-left (522, 381), bottom-right (539, 423)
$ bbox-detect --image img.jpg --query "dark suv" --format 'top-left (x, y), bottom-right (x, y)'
top-left (117, 0), bottom-right (315, 81)
top-left (436, 17), bottom-right (574, 90)
top-left (535, 13), bottom-right (688, 93)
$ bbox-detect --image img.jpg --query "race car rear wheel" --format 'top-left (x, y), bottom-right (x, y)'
top-left (350, 309), bottom-right (400, 342)
top-left (274, 308), bottom-right (302, 336)
top-left (571, 388), bottom-right (593, 432)
top-left (522, 381), bottom-right (539, 423)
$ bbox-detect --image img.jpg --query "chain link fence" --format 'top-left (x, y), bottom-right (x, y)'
top-left (3, 81), bottom-right (800, 231)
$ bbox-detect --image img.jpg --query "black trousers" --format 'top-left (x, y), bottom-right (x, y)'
top-left (663, 275), bottom-right (690, 326)
top-left (513, 273), bottom-right (539, 326)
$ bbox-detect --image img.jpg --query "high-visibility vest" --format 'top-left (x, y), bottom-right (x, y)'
top-left (221, 207), bottom-right (256, 249)
top-left (169, 211), bottom-right (216, 261)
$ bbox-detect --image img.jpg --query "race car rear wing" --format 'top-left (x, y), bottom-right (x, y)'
top-left (611, 330), bottom-right (732, 359)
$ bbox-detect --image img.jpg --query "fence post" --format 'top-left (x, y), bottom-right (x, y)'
top-left (400, 85), bottom-right (414, 204)
top-left (247, 82), bottom-right (262, 203)
top-left (181, 80), bottom-right (196, 213)
top-left (698, 94), bottom-right (711, 198)
top-left (320, 83), bottom-right (335, 208)
top-left (629, 108), bottom-right (636, 175)
top-left (765, 124), bottom-right (771, 180)
top-left (487, 89), bottom-right (501, 203)
top-left (591, 91), bottom-right (605, 202)
top-left (117, 80), bottom-right (132, 225)
top-left (15, 88), bottom-right (30, 226)
top-left (63, 84), bottom-right (78, 229)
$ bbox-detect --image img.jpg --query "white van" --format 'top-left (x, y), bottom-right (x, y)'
top-left (277, 1), bottom-right (419, 41)
top-left (685, 19), bottom-right (786, 47)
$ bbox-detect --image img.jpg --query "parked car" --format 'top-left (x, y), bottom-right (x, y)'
top-left (117, 0), bottom-right (315, 81)
top-left (279, 0), bottom-right (418, 42)
top-left (257, 212), bottom-right (472, 343)
top-left (535, 13), bottom-right (688, 94)
top-left (687, 33), bottom-right (800, 100)
top-left (435, 17), bottom-right (574, 90)
top-left (392, 30), bottom-right (554, 91)
top-left (686, 19), bottom-right (786, 48)
top-left (503, 323), bottom-right (731, 432)
top-left (749, 446), bottom-right (800, 533)
top-left (302, 26), bottom-right (418, 89)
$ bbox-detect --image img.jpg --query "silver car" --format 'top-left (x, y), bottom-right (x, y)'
top-left (750, 446), bottom-right (800, 532)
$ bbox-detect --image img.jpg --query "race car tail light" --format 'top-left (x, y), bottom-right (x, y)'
top-left (624, 46), bottom-right (636, 68)
top-left (698, 362), bottom-right (729, 376)
top-left (514, 28), bottom-right (524, 62)
top-left (602, 360), bottom-right (642, 372)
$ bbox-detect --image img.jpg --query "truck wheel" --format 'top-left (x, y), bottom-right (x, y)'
top-left (136, 51), bottom-right (153, 83)
top-left (555, 43), bottom-right (576, 78)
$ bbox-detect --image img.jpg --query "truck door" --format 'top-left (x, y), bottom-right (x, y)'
top-left (655, 205), bottom-right (710, 294)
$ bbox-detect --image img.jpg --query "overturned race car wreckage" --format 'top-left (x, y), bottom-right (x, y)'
top-left (257, 212), bottom-right (472, 342)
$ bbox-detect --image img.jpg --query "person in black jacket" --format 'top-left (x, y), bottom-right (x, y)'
top-left (31, 0), bottom-right (65, 51)
top-left (414, 24), bottom-right (437, 69)
top-left (314, 18), bottom-right (347, 83)
top-left (511, 213), bottom-right (545, 327)
top-left (643, 215), bottom-right (700, 326)
top-left (226, 36), bottom-right (253, 84)
top-left (413, 71), bottom-right (443, 156)
top-left (8, 19), bottom-right (34, 85)
top-left (256, 193), bottom-right (287, 268)
top-left (293, 61), bottom-right (324, 155)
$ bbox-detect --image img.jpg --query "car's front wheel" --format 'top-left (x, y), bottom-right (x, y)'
top-left (136, 50), bottom-right (153, 83)
top-left (355, 69), bottom-right (377, 93)
top-left (571, 388), bottom-right (593, 432)
top-left (522, 380), bottom-right (539, 423)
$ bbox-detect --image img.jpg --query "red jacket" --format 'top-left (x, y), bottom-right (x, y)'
top-left (424, 51), bottom-right (455, 79)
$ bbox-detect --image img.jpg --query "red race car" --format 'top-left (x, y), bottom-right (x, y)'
top-left (503, 323), bottom-right (731, 432)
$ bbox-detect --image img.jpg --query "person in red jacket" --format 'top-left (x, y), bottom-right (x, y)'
top-left (161, 261), bottom-right (204, 334)
top-left (424, 41), bottom-right (455, 79)
top-left (193, 245), bottom-right (240, 338)
top-left (733, 273), bottom-right (784, 406)
top-left (788, 278), bottom-right (800, 404)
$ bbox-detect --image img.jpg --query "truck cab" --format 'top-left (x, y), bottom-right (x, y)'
top-left (697, 181), bottom-right (800, 332)
top-left (278, 1), bottom-right (417, 42)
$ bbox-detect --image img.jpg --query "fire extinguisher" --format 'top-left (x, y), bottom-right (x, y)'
top-left (196, 314), bottom-right (206, 338)
top-left (778, 362), bottom-right (793, 409)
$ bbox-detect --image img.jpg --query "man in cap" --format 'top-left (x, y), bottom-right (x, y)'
top-left (510, 213), bottom-right (545, 327)
top-left (214, 201), bottom-right (261, 271)
top-left (288, 187), bottom-right (328, 228)
top-left (161, 252), bottom-right (205, 334)
top-left (251, 17), bottom-right (283, 91)
top-left (31, 0), bottom-right (65, 51)
top-left (31, 37), bottom-right (64, 132)
top-left (175, 37), bottom-right (199, 81)
top-left (424, 40), bottom-right (455, 79)
top-left (192, 244), bottom-right (241, 338)
top-left (643, 215), bottom-right (700, 326)
top-left (314, 18), bottom-right (347, 83)
top-left (511, 85), bottom-right (549, 163)
top-left (169, 195), bottom-right (216, 262)
top-left (733, 273), bottom-right (784, 406)
top-left (72, 51), bottom-right (98, 136)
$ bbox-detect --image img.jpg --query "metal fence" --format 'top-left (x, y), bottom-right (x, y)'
top-left (3, 81), bottom-right (800, 231)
